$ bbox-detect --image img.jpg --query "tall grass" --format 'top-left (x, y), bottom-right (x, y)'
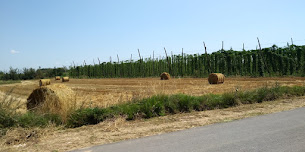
top-left (0, 88), bottom-right (22, 128)
top-left (66, 85), bottom-right (305, 128)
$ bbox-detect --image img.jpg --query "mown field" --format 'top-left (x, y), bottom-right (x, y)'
top-left (0, 77), bottom-right (305, 112)
top-left (1, 77), bottom-right (305, 151)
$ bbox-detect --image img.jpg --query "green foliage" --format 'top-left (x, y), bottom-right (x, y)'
top-left (17, 113), bottom-right (62, 128)
top-left (0, 67), bottom-right (66, 80)
top-left (121, 103), bottom-right (141, 120)
top-left (221, 93), bottom-right (238, 107)
top-left (140, 97), bottom-right (165, 118)
top-left (0, 110), bottom-right (62, 129)
top-left (68, 44), bottom-right (304, 78)
top-left (66, 107), bottom-right (113, 128)
top-left (0, 109), bottom-right (16, 128)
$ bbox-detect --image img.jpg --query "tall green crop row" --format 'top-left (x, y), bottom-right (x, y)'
top-left (66, 44), bottom-right (305, 79)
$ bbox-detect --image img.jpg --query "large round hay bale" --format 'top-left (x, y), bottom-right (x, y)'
top-left (62, 77), bottom-right (69, 82)
top-left (208, 73), bottom-right (225, 84)
top-left (55, 76), bottom-right (61, 80)
top-left (39, 79), bottom-right (51, 87)
top-left (160, 72), bottom-right (170, 80)
top-left (27, 84), bottom-right (77, 122)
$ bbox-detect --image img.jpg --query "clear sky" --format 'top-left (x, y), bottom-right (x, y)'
top-left (1, 0), bottom-right (305, 71)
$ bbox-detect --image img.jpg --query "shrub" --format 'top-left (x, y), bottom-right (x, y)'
top-left (236, 91), bottom-right (256, 104)
top-left (222, 93), bottom-right (237, 107)
top-left (204, 94), bottom-right (223, 110)
top-left (67, 108), bottom-right (105, 128)
top-left (176, 94), bottom-right (193, 112)
top-left (165, 96), bottom-right (178, 114)
top-left (192, 97), bottom-right (204, 111)
top-left (17, 112), bottom-right (61, 128)
top-left (255, 87), bottom-right (268, 103)
top-left (121, 103), bottom-right (141, 120)
top-left (0, 109), bottom-right (16, 128)
top-left (140, 97), bottom-right (165, 118)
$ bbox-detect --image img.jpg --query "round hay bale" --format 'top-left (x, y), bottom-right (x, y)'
top-left (208, 73), bottom-right (225, 84)
top-left (160, 72), bottom-right (170, 80)
top-left (39, 79), bottom-right (51, 87)
top-left (27, 84), bottom-right (77, 122)
top-left (62, 77), bottom-right (69, 82)
top-left (55, 76), bottom-right (61, 80)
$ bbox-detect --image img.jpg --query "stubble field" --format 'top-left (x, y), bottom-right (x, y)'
top-left (2, 77), bottom-right (305, 151)
top-left (0, 77), bottom-right (305, 112)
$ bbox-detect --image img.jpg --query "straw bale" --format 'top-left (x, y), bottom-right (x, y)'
top-left (62, 77), bottom-right (69, 82)
top-left (55, 76), bottom-right (61, 80)
top-left (208, 73), bottom-right (225, 84)
top-left (39, 79), bottom-right (51, 87)
top-left (27, 84), bottom-right (77, 121)
top-left (160, 72), bottom-right (170, 80)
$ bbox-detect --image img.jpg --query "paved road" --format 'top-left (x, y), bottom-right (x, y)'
top-left (72, 107), bottom-right (305, 152)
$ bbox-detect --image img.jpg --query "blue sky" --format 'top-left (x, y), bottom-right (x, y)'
top-left (1, 0), bottom-right (305, 71)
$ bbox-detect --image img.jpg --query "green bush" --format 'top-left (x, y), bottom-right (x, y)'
top-left (0, 109), bottom-right (16, 128)
top-left (192, 97), bottom-right (204, 111)
top-left (140, 97), bottom-right (165, 118)
top-left (165, 96), bottom-right (178, 114)
top-left (67, 108), bottom-right (105, 128)
top-left (203, 94), bottom-right (222, 110)
top-left (221, 93), bottom-right (238, 107)
top-left (17, 112), bottom-right (61, 128)
top-left (176, 94), bottom-right (193, 112)
top-left (290, 86), bottom-right (305, 96)
top-left (237, 91), bottom-right (255, 104)
top-left (121, 103), bottom-right (141, 120)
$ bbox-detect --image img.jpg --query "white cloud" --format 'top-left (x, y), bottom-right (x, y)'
top-left (10, 50), bottom-right (20, 54)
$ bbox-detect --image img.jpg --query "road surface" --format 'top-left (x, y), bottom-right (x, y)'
top-left (72, 107), bottom-right (305, 152)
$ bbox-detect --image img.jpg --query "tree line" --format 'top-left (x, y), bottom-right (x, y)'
top-left (1, 44), bottom-right (305, 80)
top-left (0, 67), bottom-right (67, 80)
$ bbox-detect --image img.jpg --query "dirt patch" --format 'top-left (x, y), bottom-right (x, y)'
top-left (1, 96), bottom-right (305, 152)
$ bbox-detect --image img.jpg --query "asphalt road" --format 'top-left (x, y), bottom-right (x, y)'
top-left (72, 107), bottom-right (305, 152)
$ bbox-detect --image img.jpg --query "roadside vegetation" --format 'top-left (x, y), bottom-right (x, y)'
top-left (1, 84), bottom-right (305, 132)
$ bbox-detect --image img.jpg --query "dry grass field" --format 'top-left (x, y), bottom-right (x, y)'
top-left (1, 77), bottom-right (305, 112)
top-left (1, 77), bottom-right (305, 152)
